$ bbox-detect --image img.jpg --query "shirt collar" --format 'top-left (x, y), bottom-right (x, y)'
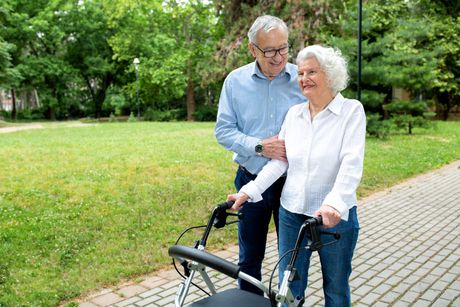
top-left (296, 92), bottom-right (345, 118)
top-left (251, 60), bottom-right (290, 80)
top-left (327, 92), bottom-right (345, 116)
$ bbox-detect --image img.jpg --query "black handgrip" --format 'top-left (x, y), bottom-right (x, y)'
top-left (169, 245), bottom-right (240, 279)
top-left (314, 215), bottom-right (322, 225)
top-left (218, 200), bottom-right (234, 210)
top-left (313, 215), bottom-right (340, 238)
top-left (213, 201), bottom-right (235, 229)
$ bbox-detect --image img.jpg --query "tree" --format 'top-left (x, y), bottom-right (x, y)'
top-left (169, 0), bottom-right (220, 120)
top-left (106, 0), bottom-right (220, 121)
top-left (61, 0), bottom-right (119, 118)
top-left (324, 0), bottom-right (459, 120)
top-left (1, 0), bottom-right (82, 119)
top-left (384, 99), bottom-right (434, 134)
top-left (106, 0), bottom-right (185, 115)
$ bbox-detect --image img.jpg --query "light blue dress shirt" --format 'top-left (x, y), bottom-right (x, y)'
top-left (215, 61), bottom-right (306, 175)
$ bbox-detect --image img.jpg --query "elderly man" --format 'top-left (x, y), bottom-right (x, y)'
top-left (215, 15), bottom-right (306, 295)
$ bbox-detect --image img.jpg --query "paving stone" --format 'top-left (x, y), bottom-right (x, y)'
top-left (391, 300), bottom-right (410, 307)
top-left (413, 281), bottom-right (432, 294)
top-left (450, 280), bottom-right (460, 291)
top-left (431, 298), bottom-right (452, 307)
top-left (117, 285), bottom-right (148, 298)
top-left (153, 295), bottom-right (175, 306)
top-left (354, 284), bottom-right (373, 297)
top-left (440, 272), bottom-right (457, 283)
top-left (373, 283), bottom-right (392, 295)
top-left (91, 292), bottom-right (123, 306)
top-left (420, 289), bottom-right (442, 302)
top-left (139, 276), bottom-right (167, 289)
top-left (358, 292), bottom-right (381, 305)
top-left (135, 295), bottom-right (162, 306)
top-left (399, 291), bottom-right (420, 303)
top-left (379, 289), bottom-right (401, 303)
top-left (114, 296), bottom-right (142, 307)
top-left (365, 276), bottom-right (385, 287)
top-left (412, 298), bottom-right (431, 307)
top-left (439, 288), bottom-right (459, 301)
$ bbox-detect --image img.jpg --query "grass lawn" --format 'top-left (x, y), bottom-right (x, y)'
top-left (0, 121), bottom-right (459, 305)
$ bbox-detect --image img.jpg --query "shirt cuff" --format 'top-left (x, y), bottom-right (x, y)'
top-left (322, 192), bottom-right (349, 221)
top-left (250, 138), bottom-right (262, 156)
top-left (239, 180), bottom-right (263, 203)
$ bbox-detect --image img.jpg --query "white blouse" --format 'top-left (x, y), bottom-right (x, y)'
top-left (239, 93), bottom-right (366, 221)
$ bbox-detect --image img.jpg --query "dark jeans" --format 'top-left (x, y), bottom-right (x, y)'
top-left (234, 166), bottom-right (285, 295)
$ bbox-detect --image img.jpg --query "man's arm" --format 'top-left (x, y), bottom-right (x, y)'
top-left (215, 78), bottom-right (287, 161)
top-left (215, 77), bottom-right (260, 157)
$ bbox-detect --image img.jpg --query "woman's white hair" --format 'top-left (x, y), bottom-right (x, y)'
top-left (247, 15), bottom-right (288, 44)
top-left (296, 45), bottom-right (349, 95)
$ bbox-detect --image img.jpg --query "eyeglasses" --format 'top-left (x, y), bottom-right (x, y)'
top-left (252, 43), bottom-right (289, 58)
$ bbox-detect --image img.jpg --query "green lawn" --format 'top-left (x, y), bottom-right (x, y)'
top-left (0, 121), bottom-right (459, 306)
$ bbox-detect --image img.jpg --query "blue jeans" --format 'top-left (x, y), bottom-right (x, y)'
top-left (278, 206), bottom-right (359, 306)
top-left (235, 167), bottom-right (285, 295)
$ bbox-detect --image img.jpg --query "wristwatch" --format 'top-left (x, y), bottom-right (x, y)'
top-left (255, 141), bottom-right (263, 156)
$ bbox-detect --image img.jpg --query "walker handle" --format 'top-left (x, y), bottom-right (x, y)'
top-left (169, 245), bottom-right (240, 279)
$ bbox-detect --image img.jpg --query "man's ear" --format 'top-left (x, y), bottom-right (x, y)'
top-left (248, 42), bottom-right (257, 58)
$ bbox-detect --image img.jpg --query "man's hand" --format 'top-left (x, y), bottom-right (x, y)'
top-left (314, 205), bottom-right (341, 228)
top-left (261, 135), bottom-right (287, 162)
top-left (227, 192), bottom-right (249, 211)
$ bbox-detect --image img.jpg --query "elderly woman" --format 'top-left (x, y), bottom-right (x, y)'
top-left (228, 45), bottom-right (366, 306)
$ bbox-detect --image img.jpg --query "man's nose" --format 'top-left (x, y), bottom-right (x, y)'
top-left (273, 51), bottom-right (283, 61)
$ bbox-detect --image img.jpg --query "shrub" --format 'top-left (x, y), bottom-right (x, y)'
top-left (127, 112), bottom-right (137, 122)
top-left (142, 108), bottom-right (185, 121)
top-left (366, 113), bottom-right (391, 139)
top-left (193, 105), bottom-right (217, 121)
top-left (108, 113), bottom-right (117, 123)
top-left (384, 99), bottom-right (435, 134)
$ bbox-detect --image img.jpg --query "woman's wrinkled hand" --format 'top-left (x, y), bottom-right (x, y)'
top-left (314, 205), bottom-right (341, 228)
top-left (227, 192), bottom-right (249, 212)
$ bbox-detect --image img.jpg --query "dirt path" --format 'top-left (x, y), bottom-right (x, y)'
top-left (0, 123), bottom-right (44, 133)
top-left (0, 122), bottom-right (95, 134)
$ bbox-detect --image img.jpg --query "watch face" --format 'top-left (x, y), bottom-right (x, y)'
top-left (255, 144), bottom-right (263, 153)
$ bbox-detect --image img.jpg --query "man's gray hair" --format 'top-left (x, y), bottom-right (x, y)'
top-left (296, 45), bottom-right (349, 95)
top-left (247, 15), bottom-right (289, 44)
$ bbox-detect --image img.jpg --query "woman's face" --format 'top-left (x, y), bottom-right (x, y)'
top-left (297, 57), bottom-right (332, 101)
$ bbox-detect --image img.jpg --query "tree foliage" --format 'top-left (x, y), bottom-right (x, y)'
top-left (0, 0), bottom-right (458, 122)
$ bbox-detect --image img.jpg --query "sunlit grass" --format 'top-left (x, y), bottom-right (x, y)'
top-left (0, 121), bottom-right (459, 305)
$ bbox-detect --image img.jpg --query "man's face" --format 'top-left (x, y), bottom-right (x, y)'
top-left (249, 28), bottom-right (289, 80)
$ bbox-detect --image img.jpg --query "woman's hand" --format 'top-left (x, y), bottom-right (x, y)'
top-left (227, 192), bottom-right (249, 211)
top-left (315, 205), bottom-right (341, 228)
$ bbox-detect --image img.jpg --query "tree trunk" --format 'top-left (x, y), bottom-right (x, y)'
top-left (186, 77), bottom-right (195, 121)
top-left (434, 92), bottom-right (450, 121)
top-left (185, 37), bottom-right (195, 121)
top-left (11, 89), bottom-right (17, 120)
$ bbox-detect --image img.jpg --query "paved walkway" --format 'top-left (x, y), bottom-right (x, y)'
top-left (78, 161), bottom-right (460, 307)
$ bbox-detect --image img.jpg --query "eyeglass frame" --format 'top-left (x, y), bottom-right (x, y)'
top-left (252, 43), bottom-right (290, 58)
